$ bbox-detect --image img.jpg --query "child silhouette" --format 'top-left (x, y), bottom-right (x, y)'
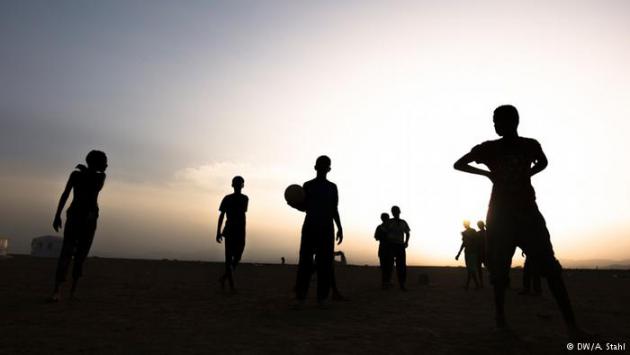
top-left (50, 150), bottom-right (107, 302)
top-left (454, 105), bottom-right (579, 335)
top-left (216, 176), bottom-right (248, 291)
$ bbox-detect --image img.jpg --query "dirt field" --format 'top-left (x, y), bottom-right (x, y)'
top-left (1, 255), bottom-right (628, 354)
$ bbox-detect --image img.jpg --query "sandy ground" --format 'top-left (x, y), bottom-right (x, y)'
top-left (1, 255), bottom-right (629, 354)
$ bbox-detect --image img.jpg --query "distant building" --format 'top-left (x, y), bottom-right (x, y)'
top-left (31, 235), bottom-right (63, 258)
top-left (0, 238), bottom-right (8, 257)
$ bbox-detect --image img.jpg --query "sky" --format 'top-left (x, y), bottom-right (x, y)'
top-left (1, 0), bottom-right (630, 267)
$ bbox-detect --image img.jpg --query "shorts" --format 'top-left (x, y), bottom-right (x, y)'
top-left (465, 252), bottom-right (479, 274)
top-left (486, 204), bottom-right (562, 287)
top-left (223, 225), bottom-right (246, 261)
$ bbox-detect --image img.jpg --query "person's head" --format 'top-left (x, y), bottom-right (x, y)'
top-left (314, 155), bottom-right (331, 176)
top-left (477, 220), bottom-right (485, 230)
top-left (232, 176), bottom-right (244, 191)
top-left (380, 212), bottom-right (390, 223)
top-left (493, 105), bottom-right (519, 137)
top-left (463, 220), bottom-right (471, 229)
top-left (391, 206), bottom-right (401, 218)
top-left (86, 150), bottom-right (107, 172)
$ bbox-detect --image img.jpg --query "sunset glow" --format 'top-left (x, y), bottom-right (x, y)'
top-left (1, 1), bottom-right (630, 267)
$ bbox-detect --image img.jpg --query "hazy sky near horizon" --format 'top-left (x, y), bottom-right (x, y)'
top-left (2, 0), bottom-right (630, 266)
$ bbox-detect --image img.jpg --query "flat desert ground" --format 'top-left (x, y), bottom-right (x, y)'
top-left (1, 255), bottom-right (629, 354)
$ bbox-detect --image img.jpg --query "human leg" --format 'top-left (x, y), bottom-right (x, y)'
top-left (486, 210), bottom-right (517, 327)
top-left (52, 217), bottom-right (82, 300)
top-left (465, 253), bottom-right (480, 289)
top-left (381, 243), bottom-right (393, 288)
top-left (69, 216), bottom-right (96, 298)
top-left (315, 236), bottom-right (334, 302)
top-left (52, 238), bottom-right (75, 300)
top-left (394, 245), bottom-right (407, 290)
top-left (519, 209), bottom-right (576, 328)
top-left (295, 235), bottom-right (315, 300)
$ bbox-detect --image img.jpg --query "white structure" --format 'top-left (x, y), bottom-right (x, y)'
top-left (31, 235), bottom-right (63, 258)
top-left (0, 238), bottom-right (8, 257)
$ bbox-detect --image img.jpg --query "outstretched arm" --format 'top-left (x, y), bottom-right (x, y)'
top-left (53, 173), bottom-right (75, 232)
top-left (454, 152), bottom-right (492, 180)
top-left (216, 211), bottom-right (225, 243)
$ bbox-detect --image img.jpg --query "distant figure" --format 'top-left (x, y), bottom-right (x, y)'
top-left (216, 176), bottom-right (248, 291)
top-left (50, 150), bottom-right (107, 302)
top-left (384, 206), bottom-right (410, 291)
top-left (519, 251), bottom-right (542, 295)
top-left (475, 220), bottom-right (487, 287)
top-left (374, 213), bottom-right (391, 288)
top-left (455, 220), bottom-right (481, 289)
top-left (454, 105), bottom-right (578, 333)
top-left (281, 257), bottom-right (286, 265)
top-left (288, 155), bottom-right (343, 307)
top-left (334, 250), bottom-right (347, 265)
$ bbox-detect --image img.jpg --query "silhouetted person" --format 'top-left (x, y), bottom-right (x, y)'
top-left (475, 220), bottom-right (487, 287)
top-left (50, 150), bottom-right (107, 302)
top-left (216, 176), bottom-right (248, 291)
top-left (454, 105), bottom-right (578, 334)
top-left (383, 206), bottom-right (410, 291)
top-left (456, 220), bottom-right (481, 289)
top-left (374, 213), bottom-right (391, 288)
top-left (288, 155), bottom-right (343, 307)
top-left (519, 251), bottom-right (542, 295)
top-left (281, 257), bottom-right (286, 265)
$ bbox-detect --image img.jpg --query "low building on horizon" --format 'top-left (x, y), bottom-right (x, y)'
top-left (0, 238), bottom-right (8, 257)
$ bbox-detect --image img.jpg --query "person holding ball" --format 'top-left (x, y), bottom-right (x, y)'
top-left (287, 155), bottom-right (343, 308)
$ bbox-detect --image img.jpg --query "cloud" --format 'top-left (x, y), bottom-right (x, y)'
top-left (174, 161), bottom-right (299, 193)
